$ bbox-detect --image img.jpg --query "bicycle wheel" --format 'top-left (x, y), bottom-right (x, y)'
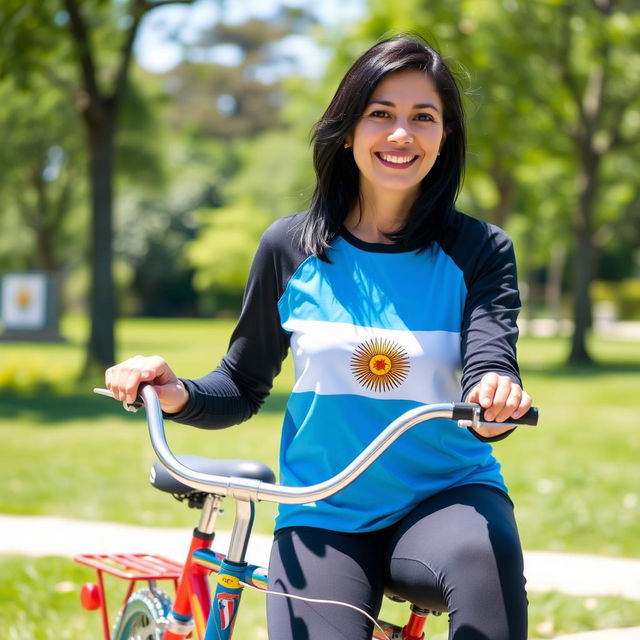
top-left (112, 588), bottom-right (172, 640)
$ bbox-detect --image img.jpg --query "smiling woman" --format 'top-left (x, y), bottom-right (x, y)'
top-left (105, 35), bottom-right (533, 640)
top-left (344, 70), bottom-right (446, 236)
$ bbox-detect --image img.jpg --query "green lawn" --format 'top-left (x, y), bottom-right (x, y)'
top-left (1, 556), bottom-right (638, 640)
top-left (1, 317), bottom-right (639, 638)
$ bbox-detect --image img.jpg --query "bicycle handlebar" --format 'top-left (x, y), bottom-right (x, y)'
top-left (94, 385), bottom-right (538, 505)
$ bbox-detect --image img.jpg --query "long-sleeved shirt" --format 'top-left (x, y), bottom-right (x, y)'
top-left (171, 210), bottom-right (522, 532)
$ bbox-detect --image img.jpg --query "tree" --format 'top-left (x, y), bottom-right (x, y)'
top-left (169, 11), bottom-right (319, 313)
top-left (0, 76), bottom-right (84, 272)
top-left (188, 128), bottom-right (313, 314)
top-left (349, 0), bottom-right (640, 363)
top-left (1, 0), bottom-right (196, 376)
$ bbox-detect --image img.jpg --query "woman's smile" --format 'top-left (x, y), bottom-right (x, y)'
top-left (375, 151), bottom-right (420, 168)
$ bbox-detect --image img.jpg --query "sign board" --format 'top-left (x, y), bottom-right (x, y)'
top-left (0, 272), bottom-right (64, 341)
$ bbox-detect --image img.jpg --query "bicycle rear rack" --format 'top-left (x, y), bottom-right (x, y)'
top-left (75, 553), bottom-right (183, 640)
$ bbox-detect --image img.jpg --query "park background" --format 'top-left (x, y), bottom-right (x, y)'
top-left (0, 1), bottom-right (639, 638)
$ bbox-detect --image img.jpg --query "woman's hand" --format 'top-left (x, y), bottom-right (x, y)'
top-left (105, 355), bottom-right (189, 414)
top-left (466, 372), bottom-right (532, 438)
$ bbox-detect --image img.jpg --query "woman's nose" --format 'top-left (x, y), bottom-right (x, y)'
top-left (388, 126), bottom-right (413, 144)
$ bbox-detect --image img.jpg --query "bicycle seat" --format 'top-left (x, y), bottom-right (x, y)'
top-left (150, 455), bottom-right (276, 497)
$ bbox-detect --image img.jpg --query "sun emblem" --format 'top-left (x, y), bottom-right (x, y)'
top-left (16, 287), bottom-right (32, 309)
top-left (351, 338), bottom-right (410, 392)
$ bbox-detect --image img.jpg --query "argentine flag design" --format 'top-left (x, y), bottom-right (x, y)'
top-left (275, 235), bottom-right (506, 532)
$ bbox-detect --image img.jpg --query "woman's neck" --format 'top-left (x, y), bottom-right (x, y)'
top-left (344, 185), bottom-right (417, 244)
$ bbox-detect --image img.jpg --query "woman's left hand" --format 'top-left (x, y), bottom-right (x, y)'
top-left (466, 372), bottom-right (532, 437)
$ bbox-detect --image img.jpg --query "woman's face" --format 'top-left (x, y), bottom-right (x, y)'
top-left (346, 70), bottom-right (446, 202)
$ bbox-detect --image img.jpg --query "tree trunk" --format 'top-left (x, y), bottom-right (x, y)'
top-left (569, 224), bottom-right (593, 363)
top-left (83, 116), bottom-right (116, 375)
top-left (545, 241), bottom-right (566, 335)
top-left (568, 151), bottom-right (599, 364)
top-left (34, 227), bottom-right (58, 271)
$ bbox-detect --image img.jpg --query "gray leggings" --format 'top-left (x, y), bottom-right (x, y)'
top-left (267, 484), bottom-right (527, 639)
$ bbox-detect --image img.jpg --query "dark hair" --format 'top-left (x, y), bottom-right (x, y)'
top-left (298, 35), bottom-right (466, 257)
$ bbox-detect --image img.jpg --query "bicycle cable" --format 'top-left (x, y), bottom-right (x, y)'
top-left (241, 580), bottom-right (394, 640)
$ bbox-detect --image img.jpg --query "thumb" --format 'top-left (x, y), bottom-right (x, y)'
top-left (154, 379), bottom-right (188, 414)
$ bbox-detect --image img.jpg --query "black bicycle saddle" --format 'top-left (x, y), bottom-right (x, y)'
top-left (150, 455), bottom-right (276, 497)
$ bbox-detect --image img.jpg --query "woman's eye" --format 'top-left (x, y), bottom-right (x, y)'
top-left (369, 110), bottom-right (390, 119)
top-left (415, 113), bottom-right (435, 122)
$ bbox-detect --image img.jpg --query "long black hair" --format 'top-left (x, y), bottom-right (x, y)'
top-left (297, 35), bottom-right (466, 258)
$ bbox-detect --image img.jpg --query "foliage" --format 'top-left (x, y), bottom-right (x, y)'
top-left (1, 0), bottom-right (638, 362)
top-left (592, 278), bottom-right (640, 320)
top-left (348, 0), bottom-right (640, 363)
top-left (0, 73), bottom-right (85, 272)
top-left (161, 12), bottom-right (320, 312)
top-left (0, 0), bottom-right (202, 373)
top-left (189, 202), bottom-right (271, 302)
top-left (0, 65), bottom-right (166, 277)
top-left (186, 129), bottom-right (314, 310)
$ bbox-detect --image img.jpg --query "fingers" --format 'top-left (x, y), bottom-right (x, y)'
top-left (105, 355), bottom-right (175, 405)
top-left (467, 373), bottom-right (532, 423)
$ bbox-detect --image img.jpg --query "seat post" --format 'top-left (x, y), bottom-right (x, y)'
top-left (226, 499), bottom-right (255, 563)
top-left (401, 605), bottom-right (431, 640)
top-left (197, 494), bottom-right (224, 535)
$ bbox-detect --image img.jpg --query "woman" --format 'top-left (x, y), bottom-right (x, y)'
top-left (106, 36), bottom-right (531, 639)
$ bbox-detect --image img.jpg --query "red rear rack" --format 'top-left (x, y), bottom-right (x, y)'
top-left (75, 553), bottom-right (183, 640)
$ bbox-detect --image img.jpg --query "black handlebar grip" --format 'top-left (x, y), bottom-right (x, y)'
top-left (452, 402), bottom-right (539, 426)
top-left (122, 381), bottom-right (148, 412)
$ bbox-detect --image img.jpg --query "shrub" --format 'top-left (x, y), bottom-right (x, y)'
top-left (592, 279), bottom-right (640, 321)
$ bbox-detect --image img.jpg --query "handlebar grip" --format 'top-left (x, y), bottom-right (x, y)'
top-left (452, 402), bottom-right (539, 426)
top-left (93, 385), bottom-right (145, 412)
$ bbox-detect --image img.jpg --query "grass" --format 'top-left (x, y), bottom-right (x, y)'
top-left (1, 556), bottom-right (638, 640)
top-left (1, 317), bottom-right (639, 638)
top-left (1, 318), bottom-right (638, 554)
top-left (500, 336), bottom-right (640, 557)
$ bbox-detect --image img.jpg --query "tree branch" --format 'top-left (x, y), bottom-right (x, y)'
top-left (591, 0), bottom-right (615, 16)
top-left (63, 0), bottom-right (101, 101)
top-left (39, 63), bottom-right (81, 103)
top-left (556, 4), bottom-right (589, 135)
top-left (32, 163), bottom-right (49, 232)
top-left (52, 172), bottom-right (74, 229)
top-left (110, 1), bottom-right (145, 110)
top-left (144, 0), bottom-right (196, 7)
top-left (16, 187), bottom-right (36, 227)
top-left (111, 0), bottom-right (197, 112)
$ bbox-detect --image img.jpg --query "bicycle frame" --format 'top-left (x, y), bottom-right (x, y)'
top-left (163, 496), bottom-right (222, 640)
top-left (84, 386), bottom-right (537, 640)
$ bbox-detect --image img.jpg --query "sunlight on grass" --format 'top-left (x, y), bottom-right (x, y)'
top-left (1, 320), bottom-right (638, 555)
top-left (0, 321), bottom-right (639, 638)
top-left (1, 556), bottom-right (638, 640)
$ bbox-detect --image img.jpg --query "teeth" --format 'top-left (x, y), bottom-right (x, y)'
top-left (380, 153), bottom-right (414, 164)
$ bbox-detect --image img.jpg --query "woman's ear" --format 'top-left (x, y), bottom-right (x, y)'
top-left (439, 129), bottom-right (448, 153)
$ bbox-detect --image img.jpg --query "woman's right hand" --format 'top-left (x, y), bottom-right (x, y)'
top-left (105, 355), bottom-right (189, 414)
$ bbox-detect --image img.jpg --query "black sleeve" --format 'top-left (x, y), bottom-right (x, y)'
top-left (446, 213), bottom-right (522, 442)
top-left (168, 216), bottom-right (306, 429)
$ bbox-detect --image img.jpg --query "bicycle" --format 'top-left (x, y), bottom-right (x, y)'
top-left (76, 384), bottom-right (538, 640)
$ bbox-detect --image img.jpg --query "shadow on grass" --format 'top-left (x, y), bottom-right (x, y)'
top-left (2, 357), bottom-right (635, 425)
top-left (522, 361), bottom-right (640, 378)
top-left (0, 387), bottom-right (290, 425)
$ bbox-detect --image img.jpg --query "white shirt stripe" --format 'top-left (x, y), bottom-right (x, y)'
top-left (284, 318), bottom-right (462, 402)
